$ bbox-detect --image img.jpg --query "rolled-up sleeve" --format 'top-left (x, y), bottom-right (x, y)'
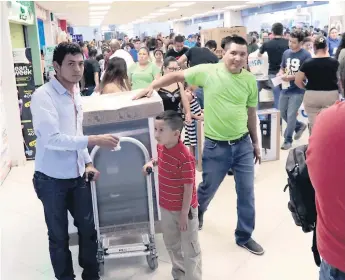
top-left (83, 148), bottom-right (92, 164)
top-left (31, 92), bottom-right (89, 151)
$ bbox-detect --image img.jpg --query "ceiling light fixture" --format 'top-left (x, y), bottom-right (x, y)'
top-left (89, 0), bottom-right (113, 3)
top-left (224, 5), bottom-right (247, 10)
top-left (159, 8), bottom-right (178, 12)
top-left (89, 11), bottom-right (107, 15)
top-left (150, 12), bottom-right (166, 16)
top-left (142, 16), bottom-right (156, 19)
top-left (169, 2), bottom-right (195, 8)
top-left (89, 16), bottom-right (104, 20)
top-left (89, 6), bottom-right (110, 11)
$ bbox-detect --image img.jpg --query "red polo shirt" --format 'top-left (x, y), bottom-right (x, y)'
top-left (157, 140), bottom-right (198, 211)
top-left (306, 101), bottom-right (345, 273)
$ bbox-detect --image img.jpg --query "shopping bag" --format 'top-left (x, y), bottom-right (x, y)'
top-left (248, 50), bottom-right (269, 80)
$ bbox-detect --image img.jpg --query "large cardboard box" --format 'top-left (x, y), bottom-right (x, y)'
top-left (258, 109), bottom-right (281, 162)
top-left (200, 26), bottom-right (247, 57)
top-left (68, 90), bottom-right (164, 244)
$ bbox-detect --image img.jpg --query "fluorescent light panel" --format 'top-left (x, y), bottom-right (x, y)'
top-left (159, 8), bottom-right (178, 12)
top-left (89, 11), bottom-right (107, 15)
top-left (150, 12), bottom-right (166, 16)
top-left (225, 5), bottom-right (247, 10)
top-left (142, 16), bottom-right (156, 19)
top-left (89, 0), bottom-right (113, 3)
top-left (89, 6), bottom-right (110, 11)
top-left (169, 2), bottom-right (195, 7)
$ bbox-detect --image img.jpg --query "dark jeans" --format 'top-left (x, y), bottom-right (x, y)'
top-left (195, 87), bottom-right (204, 109)
top-left (33, 171), bottom-right (99, 280)
top-left (319, 260), bottom-right (345, 280)
top-left (197, 136), bottom-right (255, 245)
top-left (279, 93), bottom-right (304, 143)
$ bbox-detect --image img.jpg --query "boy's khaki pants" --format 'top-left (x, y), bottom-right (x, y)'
top-left (160, 207), bottom-right (202, 280)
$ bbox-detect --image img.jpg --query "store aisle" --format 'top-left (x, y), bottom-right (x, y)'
top-left (0, 135), bottom-right (318, 280)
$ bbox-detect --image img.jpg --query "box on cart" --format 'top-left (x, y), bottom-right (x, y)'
top-left (68, 90), bottom-right (164, 245)
top-left (258, 109), bottom-right (281, 162)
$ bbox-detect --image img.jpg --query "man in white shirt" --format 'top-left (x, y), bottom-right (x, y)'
top-left (109, 40), bottom-right (134, 69)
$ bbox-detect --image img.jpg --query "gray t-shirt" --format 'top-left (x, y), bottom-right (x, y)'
top-left (281, 48), bottom-right (312, 94)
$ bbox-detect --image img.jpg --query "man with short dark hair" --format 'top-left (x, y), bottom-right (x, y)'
top-left (82, 48), bottom-right (100, 96)
top-left (178, 40), bottom-right (218, 68)
top-left (278, 31), bottom-right (310, 150)
top-left (165, 35), bottom-right (189, 59)
top-left (31, 42), bottom-right (119, 280)
top-left (258, 22), bottom-right (289, 109)
top-left (135, 35), bottom-right (264, 256)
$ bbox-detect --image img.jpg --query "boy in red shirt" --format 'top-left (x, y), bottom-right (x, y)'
top-left (143, 110), bottom-right (202, 280)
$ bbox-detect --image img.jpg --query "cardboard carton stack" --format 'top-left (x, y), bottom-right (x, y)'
top-left (200, 26), bottom-right (247, 57)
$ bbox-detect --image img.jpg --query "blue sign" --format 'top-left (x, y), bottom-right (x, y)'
top-left (72, 34), bottom-right (83, 43)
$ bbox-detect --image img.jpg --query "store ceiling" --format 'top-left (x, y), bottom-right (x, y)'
top-left (36, 1), bottom-right (279, 27)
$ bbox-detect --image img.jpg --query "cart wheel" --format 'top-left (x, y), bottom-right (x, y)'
top-left (99, 262), bottom-right (105, 276)
top-left (146, 254), bottom-right (158, 270)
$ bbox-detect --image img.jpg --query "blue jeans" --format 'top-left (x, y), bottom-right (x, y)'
top-left (268, 74), bottom-right (281, 110)
top-left (320, 260), bottom-right (345, 280)
top-left (197, 135), bottom-right (255, 245)
top-left (279, 93), bottom-right (304, 144)
top-left (33, 172), bottom-right (99, 280)
top-left (195, 87), bottom-right (204, 109)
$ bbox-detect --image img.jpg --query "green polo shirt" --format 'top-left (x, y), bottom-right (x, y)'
top-left (128, 62), bottom-right (160, 90)
top-left (185, 63), bottom-right (258, 141)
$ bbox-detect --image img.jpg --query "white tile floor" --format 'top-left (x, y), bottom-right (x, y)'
top-left (0, 135), bottom-right (319, 280)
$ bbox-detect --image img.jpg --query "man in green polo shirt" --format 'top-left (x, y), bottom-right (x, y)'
top-left (134, 36), bottom-right (264, 256)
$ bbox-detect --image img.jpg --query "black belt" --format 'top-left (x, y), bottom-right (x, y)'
top-left (207, 132), bottom-right (250, 146)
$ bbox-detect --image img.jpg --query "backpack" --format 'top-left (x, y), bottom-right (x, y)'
top-left (284, 145), bottom-right (321, 267)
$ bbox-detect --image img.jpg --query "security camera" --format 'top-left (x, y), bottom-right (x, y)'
top-left (212, 6), bottom-right (215, 9)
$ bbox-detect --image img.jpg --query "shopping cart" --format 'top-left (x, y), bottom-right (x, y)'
top-left (89, 136), bottom-right (158, 275)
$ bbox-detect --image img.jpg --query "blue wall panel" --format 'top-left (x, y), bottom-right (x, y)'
top-left (37, 18), bottom-right (45, 51)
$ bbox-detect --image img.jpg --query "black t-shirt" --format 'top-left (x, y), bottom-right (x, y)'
top-left (165, 47), bottom-right (189, 60)
top-left (84, 59), bottom-right (100, 87)
top-left (259, 38), bottom-right (289, 74)
top-left (157, 86), bottom-right (181, 112)
top-left (300, 57), bottom-right (339, 91)
top-left (185, 47), bottom-right (219, 67)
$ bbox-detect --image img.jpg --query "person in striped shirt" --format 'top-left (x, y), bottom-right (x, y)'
top-left (143, 110), bottom-right (202, 280)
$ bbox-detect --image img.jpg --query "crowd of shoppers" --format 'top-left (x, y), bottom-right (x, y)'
top-left (31, 21), bottom-right (345, 280)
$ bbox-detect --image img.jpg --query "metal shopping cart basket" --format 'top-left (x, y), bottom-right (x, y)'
top-left (89, 136), bottom-right (158, 275)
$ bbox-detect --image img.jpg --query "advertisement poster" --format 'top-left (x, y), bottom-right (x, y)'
top-left (44, 45), bottom-right (56, 80)
top-left (13, 48), bottom-right (36, 160)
